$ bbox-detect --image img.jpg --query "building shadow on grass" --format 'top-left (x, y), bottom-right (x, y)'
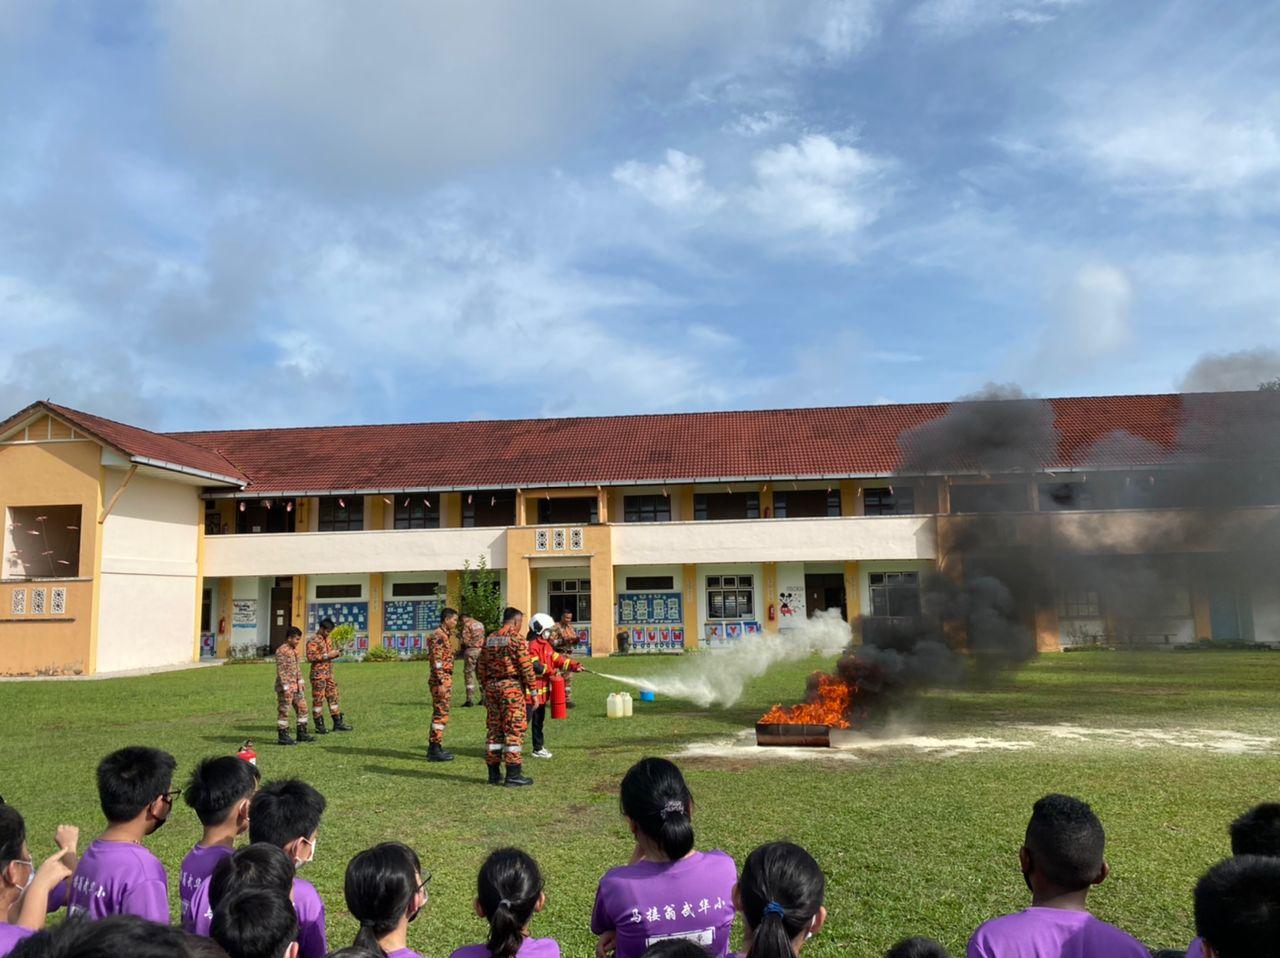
top-left (326, 743), bottom-right (490, 762)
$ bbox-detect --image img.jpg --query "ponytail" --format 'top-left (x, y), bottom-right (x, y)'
top-left (739, 842), bottom-right (826, 958)
top-left (619, 757), bottom-right (695, 861)
top-left (344, 842), bottom-right (424, 958)
top-left (477, 847), bottom-right (543, 958)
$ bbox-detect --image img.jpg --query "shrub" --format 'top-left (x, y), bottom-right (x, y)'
top-left (363, 645), bottom-right (400, 662)
top-left (329, 622), bottom-right (357, 653)
top-left (458, 556), bottom-right (504, 633)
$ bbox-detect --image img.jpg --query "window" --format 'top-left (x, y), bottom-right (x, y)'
top-left (235, 499), bottom-right (297, 534)
top-left (5, 505), bottom-right (81, 578)
top-left (693, 492), bottom-right (760, 521)
top-left (537, 497), bottom-right (598, 525)
top-left (949, 484), bottom-right (1026, 514)
top-left (315, 583), bottom-right (361, 599)
top-left (868, 572), bottom-right (921, 618)
top-left (623, 495), bottom-right (671, 523)
top-left (625, 575), bottom-right (675, 591)
top-left (548, 579), bottom-right (591, 621)
top-left (774, 489), bottom-right (841, 518)
top-left (391, 581), bottom-right (438, 597)
top-left (394, 497), bottom-right (440, 529)
top-left (1056, 589), bottom-right (1101, 619)
top-left (318, 496), bottom-right (363, 531)
top-left (205, 501), bottom-right (223, 535)
top-left (863, 486), bottom-right (915, 516)
top-left (1039, 483), bottom-right (1094, 512)
top-left (706, 574), bottom-right (754, 619)
top-left (463, 490), bottom-right (516, 527)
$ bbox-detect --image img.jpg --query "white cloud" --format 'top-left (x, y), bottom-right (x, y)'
top-left (1061, 100), bottom-right (1280, 196)
top-left (910, 0), bottom-right (1084, 36)
top-left (612, 150), bottom-right (723, 215)
top-left (724, 111), bottom-right (791, 137)
top-left (1052, 263), bottom-right (1133, 357)
top-left (803, 0), bottom-right (879, 59)
top-left (747, 134), bottom-right (888, 237)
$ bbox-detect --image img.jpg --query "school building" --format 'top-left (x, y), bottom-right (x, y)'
top-left (2, 392), bottom-right (1278, 676)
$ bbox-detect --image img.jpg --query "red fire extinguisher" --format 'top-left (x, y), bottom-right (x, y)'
top-left (768, 603), bottom-right (776, 621)
top-left (550, 673), bottom-right (568, 720)
top-left (236, 740), bottom-right (257, 766)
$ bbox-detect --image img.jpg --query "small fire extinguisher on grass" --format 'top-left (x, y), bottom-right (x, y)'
top-left (236, 740), bottom-right (257, 766)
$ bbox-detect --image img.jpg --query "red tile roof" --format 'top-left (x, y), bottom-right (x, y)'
top-left (155, 391), bottom-right (1280, 495)
top-left (0, 401), bottom-right (248, 485)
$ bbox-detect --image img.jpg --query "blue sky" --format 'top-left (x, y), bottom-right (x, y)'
top-left (1, 0), bottom-right (1278, 430)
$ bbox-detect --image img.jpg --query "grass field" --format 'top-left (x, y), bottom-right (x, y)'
top-left (4, 651), bottom-right (1278, 957)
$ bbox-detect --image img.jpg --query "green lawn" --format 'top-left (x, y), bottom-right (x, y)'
top-left (4, 651), bottom-right (1278, 957)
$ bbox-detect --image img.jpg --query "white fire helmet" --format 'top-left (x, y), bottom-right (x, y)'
top-left (530, 612), bottom-right (555, 636)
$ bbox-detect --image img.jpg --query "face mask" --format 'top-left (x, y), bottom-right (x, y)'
top-left (13, 859), bottom-right (33, 891)
top-left (295, 835), bottom-right (316, 868)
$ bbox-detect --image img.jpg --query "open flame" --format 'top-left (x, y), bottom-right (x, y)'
top-left (758, 673), bottom-right (855, 729)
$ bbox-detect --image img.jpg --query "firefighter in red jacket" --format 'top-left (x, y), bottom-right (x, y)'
top-left (526, 612), bottom-right (585, 760)
top-left (478, 606), bottom-right (538, 787)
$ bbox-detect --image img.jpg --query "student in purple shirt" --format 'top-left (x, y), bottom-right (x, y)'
top-left (966, 794), bottom-right (1149, 958)
top-left (640, 942), bottom-right (707, 958)
top-left (591, 758), bottom-right (737, 958)
top-left (201, 843), bottom-right (296, 934)
top-left (0, 802), bottom-right (77, 957)
top-left (344, 842), bottom-right (430, 958)
top-left (1192, 855), bottom-right (1280, 958)
top-left (180, 754), bottom-right (260, 932)
top-left (8, 913), bottom-right (203, 958)
top-left (451, 847), bottom-right (559, 958)
top-left (213, 886), bottom-right (300, 958)
top-left (67, 746), bottom-right (177, 924)
top-left (190, 781), bottom-right (328, 958)
top-left (732, 843), bottom-right (827, 958)
top-left (1185, 802), bottom-right (1280, 958)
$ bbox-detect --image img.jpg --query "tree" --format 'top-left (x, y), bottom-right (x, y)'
top-left (456, 555), bottom-right (504, 634)
top-left (1259, 377), bottom-right (1280, 391)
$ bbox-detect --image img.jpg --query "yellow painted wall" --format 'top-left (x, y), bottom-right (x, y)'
top-left (216, 578), bottom-right (234, 657)
top-left (506, 524), bottom-right (615, 655)
top-left (762, 561), bottom-right (779, 632)
top-left (843, 560), bottom-right (861, 644)
top-left (1191, 582), bottom-right (1212, 641)
top-left (681, 563), bottom-right (699, 650)
top-left (192, 505), bottom-right (206, 660)
top-left (368, 572), bottom-right (385, 650)
top-left (442, 493), bottom-right (461, 528)
top-left (291, 575), bottom-right (307, 633)
top-left (839, 480), bottom-right (858, 517)
top-left (504, 529), bottom-right (535, 619)
top-left (677, 487), bottom-right (694, 523)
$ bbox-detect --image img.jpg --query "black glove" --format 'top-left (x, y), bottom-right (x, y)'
top-left (533, 660), bottom-right (546, 675)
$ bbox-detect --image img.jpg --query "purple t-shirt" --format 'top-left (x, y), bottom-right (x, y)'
top-left (450, 939), bottom-right (560, 958)
top-left (190, 874), bottom-right (327, 958)
top-left (1186, 937), bottom-right (1205, 957)
top-left (67, 839), bottom-right (169, 924)
top-left (180, 844), bottom-right (234, 932)
top-left (0, 924), bottom-right (34, 957)
top-left (388, 950), bottom-right (428, 958)
top-left (967, 907), bottom-right (1150, 958)
top-left (591, 850), bottom-right (737, 958)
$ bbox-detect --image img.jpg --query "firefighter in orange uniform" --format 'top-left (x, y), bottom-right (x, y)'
top-left (275, 626), bottom-right (314, 746)
top-left (427, 607), bottom-right (458, 762)
top-left (478, 606), bottom-right (537, 787)
top-left (526, 612), bottom-right (585, 760)
top-left (460, 613), bottom-right (486, 707)
top-left (549, 610), bottom-right (581, 708)
top-left (306, 617), bottom-right (353, 733)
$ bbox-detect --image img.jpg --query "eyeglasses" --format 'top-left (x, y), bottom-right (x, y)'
top-left (162, 789), bottom-right (182, 803)
top-left (416, 872), bottom-right (433, 895)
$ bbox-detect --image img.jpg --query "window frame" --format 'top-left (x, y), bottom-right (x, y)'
top-left (863, 486), bottom-right (915, 516)
top-left (548, 578), bottom-right (592, 622)
top-left (867, 571), bottom-right (921, 618)
top-left (317, 496), bottom-right (364, 532)
top-left (705, 573), bottom-right (755, 620)
top-left (393, 497), bottom-right (441, 530)
top-left (622, 494), bottom-right (672, 523)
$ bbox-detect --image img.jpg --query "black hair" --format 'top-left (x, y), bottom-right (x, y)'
top-left (209, 843), bottom-right (295, 911)
top-left (325, 950), bottom-right (383, 958)
top-left (1229, 803), bottom-right (1280, 858)
top-left (249, 779), bottom-right (326, 849)
top-left (344, 842), bottom-right (423, 957)
top-left (476, 847), bottom-right (543, 958)
top-left (639, 941), bottom-right (709, 958)
top-left (0, 801), bottom-right (26, 868)
top-left (502, 607), bottom-right (522, 623)
top-left (1023, 794), bottom-right (1105, 891)
top-left (440, 607), bottom-right (459, 622)
top-left (96, 746), bottom-right (177, 824)
top-left (285, 627), bottom-right (302, 639)
top-left (212, 887), bottom-right (299, 958)
top-left (619, 757), bottom-right (694, 862)
top-left (1194, 855), bottom-right (1280, 958)
top-left (738, 842), bottom-right (826, 958)
top-left (182, 936), bottom-right (232, 958)
top-left (885, 938), bottom-right (952, 958)
top-left (320, 618), bottom-right (336, 631)
top-left (185, 756), bottom-right (261, 827)
top-left (9, 914), bottom-right (201, 958)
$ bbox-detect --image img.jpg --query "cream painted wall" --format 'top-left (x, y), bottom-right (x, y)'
top-left (95, 470), bottom-right (202, 673)
top-left (611, 515), bottom-right (937, 566)
top-left (204, 527), bottom-right (507, 577)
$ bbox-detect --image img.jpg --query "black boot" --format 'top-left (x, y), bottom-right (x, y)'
top-left (462, 698), bottom-right (474, 708)
top-left (487, 763), bottom-right (503, 786)
top-left (312, 713), bottom-right (328, 735)
top-left (296, 722), bottom-right (315, 743)
top-left (331, 713), bottom-right (353, 732)
top-left (504, 763), bottom-right (533, 787)
top-left (277, 727), bottom-right (295, 746)
top-left (427, 742), bottom-right (455, 762)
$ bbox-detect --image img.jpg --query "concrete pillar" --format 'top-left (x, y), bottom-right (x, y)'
top-left (368, 573), bottom-right (384, 651)
top-left (291, 575), bottom-right (307, 634)
top-left (760, 485), bottom-right (774, 519)
top-left (762, 561), bottom-right (779, 632)
top-left (839, 480), bottom-right (858, 517)
top-left (678, 486), bottom-right (695, 522)
top-left (1192, 580), bottom-right (1213, 641)
top-left (1034, 605), bottom-right (1062, 652)
top-left (216, 578), bottom-right (234, 658)
top-left (597, 487), bottom-right (610, 523)
top-left (682, 563), bottom-right (699, 650)
top-left (843, 561), bottom-right (861, 644)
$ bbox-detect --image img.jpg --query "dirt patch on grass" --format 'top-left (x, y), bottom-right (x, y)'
top-left (1015, 723), bottom-right (1276, 754)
